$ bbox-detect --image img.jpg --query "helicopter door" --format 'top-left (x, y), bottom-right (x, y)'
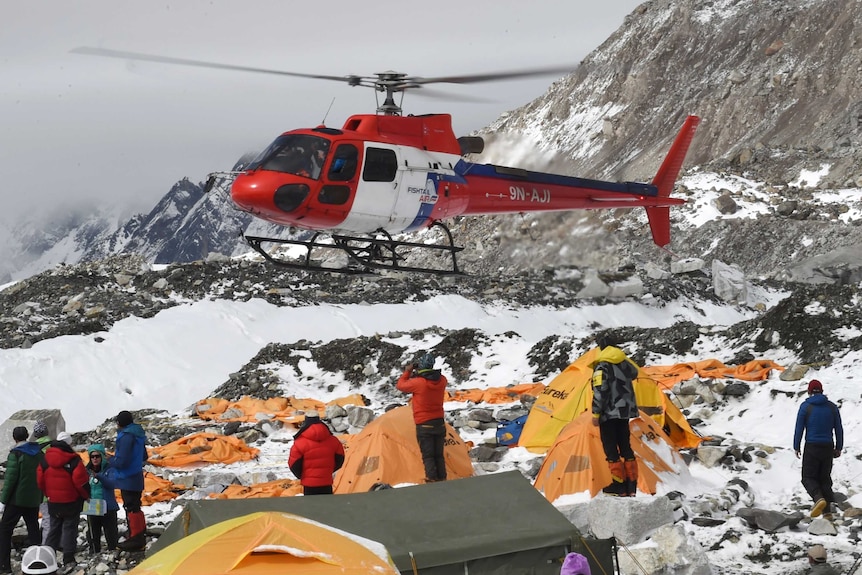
top-left (341, 144), bottom-right (403, 233)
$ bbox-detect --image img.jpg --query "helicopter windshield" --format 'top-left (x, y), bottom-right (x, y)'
top-left (247, 134), bottom-right (331, 179)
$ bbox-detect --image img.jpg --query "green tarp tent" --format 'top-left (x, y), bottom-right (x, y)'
top-left (149, 471), bottom-right (615, 575)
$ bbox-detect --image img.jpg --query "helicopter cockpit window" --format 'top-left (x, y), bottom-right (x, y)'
top-left (363, 147), bottom-right (398, 182)
top-left (328, 144), bottom-right (358, 182)
top-left (247, 134), bottom-right (331, 180)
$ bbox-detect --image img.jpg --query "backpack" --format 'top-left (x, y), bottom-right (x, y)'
top-left (496, 415), bottom-right (528, 447)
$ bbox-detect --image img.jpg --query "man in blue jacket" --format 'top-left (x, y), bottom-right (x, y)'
top-left (793, 380), bottom-right (843, 519)
top-left (108, 411), bottom-right (147, 551)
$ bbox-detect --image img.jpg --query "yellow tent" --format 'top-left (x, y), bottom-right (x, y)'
top-left (130, 511), bottom-right (399, 575)
top-left (533, 411), bottom-right (690, 501)
top-left (518, 348), bottom-right (702, 453)
top-left (333, 405), bottom-right (474, 493)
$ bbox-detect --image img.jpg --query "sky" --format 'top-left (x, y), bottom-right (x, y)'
top-left (1, 0), bottom-right (643, 223)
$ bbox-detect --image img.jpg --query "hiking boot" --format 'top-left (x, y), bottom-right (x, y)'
top-left (811, 498), bottom-right (828, 518)
top-left (602, 481), bottom-right (626, 496)
top-left (823, 512), bottom-right (834, 522)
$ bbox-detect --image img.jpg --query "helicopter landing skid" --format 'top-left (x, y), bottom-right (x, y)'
top-left (243, 222), bottom-right (464, 276)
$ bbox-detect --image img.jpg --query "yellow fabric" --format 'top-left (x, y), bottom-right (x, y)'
top-left (130, 511), bottom-right (399, 575)
top-left (518, 348), bottom-right (698, 453)
top-left (333, 405), bottom-right (473, 493)
top-left (147, 433), bottom-right (259, 467)
top-left (534, 411), bottom-right (688, 500)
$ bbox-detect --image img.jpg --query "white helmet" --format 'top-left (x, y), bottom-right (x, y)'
top-left (22, 546), bottom-right (58, 574)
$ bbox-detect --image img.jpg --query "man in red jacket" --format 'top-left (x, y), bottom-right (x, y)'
top-left (397, 353), bottom-right (449, 483)
top-left (288, 411), bottom-right (345, 495)
top-left (36, 432), bottom-right (89, 572)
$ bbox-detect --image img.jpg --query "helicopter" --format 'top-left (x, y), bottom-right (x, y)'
top-left (73, 47), bottom-right (701, 276)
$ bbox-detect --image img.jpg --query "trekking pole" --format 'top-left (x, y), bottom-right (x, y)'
top-left (845, 553), bottom-right (862, 575)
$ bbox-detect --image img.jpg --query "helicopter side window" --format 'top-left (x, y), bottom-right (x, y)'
top-left (363, 148), bottom-right (398, 182)
top-left (328, 144), bottom-right (358, 182)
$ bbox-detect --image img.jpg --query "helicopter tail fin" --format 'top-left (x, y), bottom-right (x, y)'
top-left (645, 115), bottom-right (701, 247)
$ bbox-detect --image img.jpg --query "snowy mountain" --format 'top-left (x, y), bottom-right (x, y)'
top-left (5, 0), bottom-right (862, 284)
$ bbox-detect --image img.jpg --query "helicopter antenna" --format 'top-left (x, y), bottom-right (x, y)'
top-left (321, 97), bottom-right (335, 126)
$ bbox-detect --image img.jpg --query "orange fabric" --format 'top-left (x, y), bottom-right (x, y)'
top-left (333, 405), bottom-right (473, 493)
top-left (210, 479), bottom-right (303, 499)
top-left (642, 359), bottom-right (783, 390)
top-left (194, 394), bottom-right (367, 424)
top-left (397, 369), bottom-right (447, 423)
top-left (534, 411), bottom-right (690, 501)
top-left (147, 433), bottom-right (259, 467)
top-left (445, 383), bottom-right (546, 404)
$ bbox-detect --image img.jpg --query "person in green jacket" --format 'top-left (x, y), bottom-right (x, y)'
top-left (0, 426), bottom-right (43, 573)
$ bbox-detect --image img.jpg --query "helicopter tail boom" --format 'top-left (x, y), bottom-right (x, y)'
top-left (646, 115), bottom-right (701, 246)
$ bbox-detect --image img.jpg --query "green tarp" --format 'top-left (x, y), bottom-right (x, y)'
top-left (149, 471), bottom-right (615, 575)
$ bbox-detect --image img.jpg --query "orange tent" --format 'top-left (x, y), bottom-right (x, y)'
top-left (533, 411), bottom-right (690, 501)
top-left (130, 511), bottom-right (399, 575)
top-left (333, 405), bottom-right (473, 493)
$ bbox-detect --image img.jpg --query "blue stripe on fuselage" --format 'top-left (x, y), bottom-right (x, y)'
top-left (404, 172), bottom-right (467, 231)
top-left (454, 160), bottom-right (657, 196)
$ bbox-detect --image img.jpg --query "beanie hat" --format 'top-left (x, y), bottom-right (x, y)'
top-left (116, 410), bottom-right (134, 427)
top-left (417, 353), bottom-right (435, 370)
top-left (33, 421), bottom-right (49, 439)
top-left (56, 432), bottom-right (72, 444)
top-left (561, 552), bottom-right (591, 575)
top-left (12, 426), bottom-right (29, 442)
top-left (21, 545), bottom-right (58, 574)
top-left (808, 544), bottom-right (827, 563)
top-left (808, 379), bottom-right (823, 394)
top-left (304, 410), bottom-right (320, 420)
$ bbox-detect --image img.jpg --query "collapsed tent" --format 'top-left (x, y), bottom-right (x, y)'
top-left (148, 471), bottom-right (615, 575)
top-left (130, 511), bottom-right (399, 575)
top-left (333, 405), bottom-right (473, 493)
top-left (519, 348), bottom-right (703, 453)
top-left (534, 411), bottom-right (690, 501)
top-left (147, 433), bottom-right (259, 467)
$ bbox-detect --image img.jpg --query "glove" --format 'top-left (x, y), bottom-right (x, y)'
top-left (591, 417), bottom-right (600, 427)
top-left (833, 449), bottom-right (841, 458)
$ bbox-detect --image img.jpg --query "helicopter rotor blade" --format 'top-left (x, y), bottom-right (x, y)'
top-left (408, 64), bottom-right (576, 86)
top-left (70, 46), bottom-right (352, 84)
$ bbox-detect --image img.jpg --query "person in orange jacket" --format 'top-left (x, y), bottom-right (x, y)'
top-left (397, 353), bottom-right (449, 483)
top-left (288, 411), bottom-right (345, 495)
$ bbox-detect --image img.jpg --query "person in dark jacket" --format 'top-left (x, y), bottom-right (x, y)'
top-left (397, 353), bottom-right (449, 483)
top-left (30, 422), bottom-right (52, 545)
top-left (0, 427), bottom-right (43, 573)
top-left (793, 379), bottom-right (843, 519)
top-left (107, 411), bottom-right (147, 551)
top-left (591, 337), bottom-right (640, 496)
top-left (35, 432), bottom-right (89, 572)
top-left (84, 444), bottom-right (119, 554)
top-left (288, 411), bottom-right (345, 495)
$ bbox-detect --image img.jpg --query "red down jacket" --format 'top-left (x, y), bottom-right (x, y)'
top-left (36, 443), bottom-right (90, 504)
top-left (288, 422), bottom-right (345, 488)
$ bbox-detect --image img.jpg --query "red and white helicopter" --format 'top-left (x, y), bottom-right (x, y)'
top-left (74, 47), bottom-right (700, 275)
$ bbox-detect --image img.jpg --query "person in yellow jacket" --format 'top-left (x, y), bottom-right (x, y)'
top-left (591, 337), bottom-right (640, 496)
